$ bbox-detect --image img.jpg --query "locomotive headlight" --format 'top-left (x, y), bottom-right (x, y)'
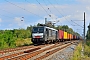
top-left (32, 35), bottom-right (35, 38)
top-left (41, 35), bottom-right (43, 38)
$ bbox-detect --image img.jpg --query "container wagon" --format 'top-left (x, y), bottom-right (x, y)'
top-left (58, 30), bottom-right (64, 41)
top-left (64, 31), bottom-right (68, 41)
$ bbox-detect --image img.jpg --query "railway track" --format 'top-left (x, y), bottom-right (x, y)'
top-left (0, 44), bottom-right (48, 59)
top-left (0, 41), bottom-right (79, 60)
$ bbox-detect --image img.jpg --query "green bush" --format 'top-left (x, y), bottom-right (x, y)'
top-left (0, 28), bottom-right (32, 50)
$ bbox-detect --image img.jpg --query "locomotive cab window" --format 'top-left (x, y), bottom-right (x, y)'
top-left (32, 27), bottom-right (44, 33)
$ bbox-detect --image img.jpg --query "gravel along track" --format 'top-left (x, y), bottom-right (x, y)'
top-left (44, 41), bottom-right (79, 60)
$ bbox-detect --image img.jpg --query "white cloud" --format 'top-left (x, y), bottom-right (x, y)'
top-left (5, 28), bottom-right (13, 30)
top-left (35, 19), bottom-right (45, 25)
top-left (77, 0), bottom-right (90, 3)
top-left (86, 6), bottom-right (90, 11)
top-left (14, 17), bottom-right (25, 26)
top-left (34, 14), bottom-right (71, 25)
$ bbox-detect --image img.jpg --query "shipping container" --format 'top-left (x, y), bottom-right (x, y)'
top-left (58, 30), bottom-right (64, 41)
top-left (67, 33), bottom-right (69, 40)
top-left (76, 36), bottom-right (80, 40)
top-left (71, 34), bottom-right (73, 40)
top-left (64, 31), bottom-right (68, 40)
top-left (74, 35), bottom-right (76, 40)
top-left (73, 35), bottom-right (76, 40)
top-left (73, 35), bottom-right (75, 40)
top-left (69, 34), bottom-right (72, 40)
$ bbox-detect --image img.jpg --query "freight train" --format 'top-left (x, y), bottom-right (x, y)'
top-left (31, 26), bottom-right (80, 44)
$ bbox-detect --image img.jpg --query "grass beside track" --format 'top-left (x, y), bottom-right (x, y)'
top-left (71, 40), bottom-right (90, 60)
top-left (71, 42), bottom-right (82, 60)
top-left (0, 38), bottom-right (33, 50)
top-left (15, 38), bottom-right (33, 47)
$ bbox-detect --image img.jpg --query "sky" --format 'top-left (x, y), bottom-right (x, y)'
top-left (0, 0), bottom-right (90, 36)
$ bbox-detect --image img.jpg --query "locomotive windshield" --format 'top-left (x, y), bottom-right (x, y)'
top-left (32, 27), bottom-right (44, 33)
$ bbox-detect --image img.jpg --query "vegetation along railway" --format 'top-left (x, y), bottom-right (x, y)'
top-left (0, 25), bottom-right (81, 60)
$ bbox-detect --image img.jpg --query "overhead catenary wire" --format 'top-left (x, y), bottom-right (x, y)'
top-left (71, 20), bottom-right (83, 28)
top-left (41, 0), bottom-right (68, 26)
top-left (47, 0), bottom-right (73, 25)
top-left (35, 0), bottom-right (57, 23)
top-left (47, 0), bottom-right (67, 20)
top-left (49, 0), bottom-right (83, 29)
top-left (55, 0), bottom-right (65, 13)
top-left (42, 0), bottom-right (62, 24)
top-left (35, 0), bottom-right (50, 16)
top-left (47, 0), bottom-right (83, 35)
top-left (25, 0), bottom-right (43, 16)
top-left (4, 0), bottom-right (83, 29)
top-left (4, 0), bottom-right (43, 18)
top-left (25, 0), bottom-right (54, 20)
top-left (0, 13), bottom-right (17, 23)
top-left (43, 0), bottom-right (52, 14)
top-left (56, 0), bottom-right (83, 28)
top-left (0, 9), bottom-right (20, 17)
top-left (0, 14), bottom-right (14, 19)
top-left (0, 9), bottom-right (27, 22)
top-left (42, 0), bottom-right (57, 21)
top-left (0, 7), bottom-right (20, 19)
top-left (36, 0), bottom-right (60, 22)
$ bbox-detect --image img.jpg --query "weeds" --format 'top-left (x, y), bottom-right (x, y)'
top-left (71, 41), bottom-right (90, 60)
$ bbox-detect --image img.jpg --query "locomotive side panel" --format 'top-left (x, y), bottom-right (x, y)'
top-left (45, 27), bottom-right (58, 43)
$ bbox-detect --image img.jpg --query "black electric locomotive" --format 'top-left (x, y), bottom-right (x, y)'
top-left (31, 26), bottom-right (58, 44)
